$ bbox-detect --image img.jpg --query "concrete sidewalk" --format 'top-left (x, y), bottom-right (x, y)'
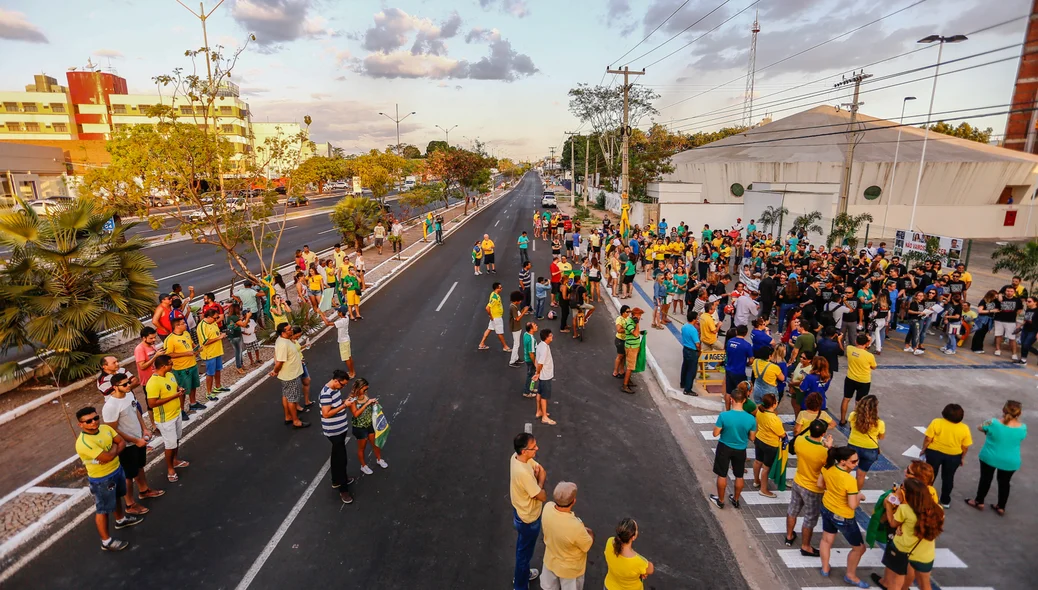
top-left (0, 182), bottom-right (519, 565)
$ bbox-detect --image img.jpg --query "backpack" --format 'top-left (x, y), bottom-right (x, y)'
top-left (568, 283), bottom-right (580, 305)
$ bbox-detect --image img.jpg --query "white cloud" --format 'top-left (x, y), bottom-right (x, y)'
top-left (360, 52), bottom-right (464, 79)
top-left (0, 9), bottom-right (48, 43)
top-left (93, 48), bottom-right (123, 58)
top-left (231, 0), bottom-right (333, 47)
top-left (479, 0), bottom-right (530, 18)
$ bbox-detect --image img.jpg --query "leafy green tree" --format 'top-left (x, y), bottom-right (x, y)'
top-left (427, 147), bottom-right (489, 214)
top-left (401, 144), bottom-right (423, 159)
top-left (926, 121), bottom-right (993, 144)
top-left (398, 183), bottom-right (442, 221)
top-left (568, 84), bottom-right (660, 185)
top-left (426, 140), bottom-right (449, 156)
top-left (791, 211), bottom-right (824, 236)
top-left (758, 205), bottom-right (789, 235)
top-left (828, 212), bottom-right (874, 249)
top-left (993, 239), bottom-right (1038, 292)
top-left (0, 199), bottom-right (157, 384)
top-left (294, 156), bottom-right (351, 194)
top-left (330, 197), bottom-right (384, 250)
top-left (354, 150), bottom-right (408, 203)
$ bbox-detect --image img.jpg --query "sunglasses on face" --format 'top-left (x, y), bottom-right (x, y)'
top-left (80, 416), bottom-right (100, 424)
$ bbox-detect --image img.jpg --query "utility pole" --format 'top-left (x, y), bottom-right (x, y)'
top-left (834, 70), bottom-right (871, 215)
top-left (565, 132), bottom-right (577, 204)
top-left (549, 147), bottom-right (556, 177)
top-left (435, 124), bottom-right (457, 147)
top-left (606, 66), bottom-right (645, 209)
top-left (177, 0), bottom-right (226, 197)
top-left (584, 135), bottom-right (590, 208)
top-left (378, 104), bottom-right (416, 154)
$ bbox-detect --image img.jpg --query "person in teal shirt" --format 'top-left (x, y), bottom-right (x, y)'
top-left (967, 400), bottom-right (1027, 514)
top-left (747, 220), bottom-right (757, 234)
top-left (517, 231), bottom-right (530, 264)
top-left (710, 383), bottom-right (757, 509)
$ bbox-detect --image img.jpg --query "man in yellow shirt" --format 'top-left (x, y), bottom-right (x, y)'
top-left (786, 420), bottom-right (833, 557)
top-left (481, 233), bottom-right (498, 274)
top-left (147, 355), bottom-right (190, 482)
top-left (479, 282), bottom-right (510, 351)
top-left (540, 482), bottom-right (594, 589)
top-left (700, 302), bottom-right (721, 350)
top-left (332, 243), bottom-right (347, 270)
top-left (197, 308), bottom-right (228, 400)
top-left (75, 405), bottom-right (141, 551)
top-left (511, 433), bottom-right (548, 588)
top-left (164, 317), bottom-right (201, 417)
top-left (840, 333), bottom-right (877, 425)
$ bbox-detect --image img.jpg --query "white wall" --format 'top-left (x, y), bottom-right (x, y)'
top-left (648, 182), bottom-right (702, 203)
top-left (658, 203), bottom-right (743, 234)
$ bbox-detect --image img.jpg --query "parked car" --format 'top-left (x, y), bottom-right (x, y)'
top-left (227, 198), bottom-right (247, 212)
top-left (189, 206), bottom-right (215, 221)
top-left (286, 195), bottom-right (309, 207)
top-left (327, 180), bottom-right (349, 190)
top-left (541, 191), bottom-right (557, 208)
top-left (275, 186), bottom-right (287, 195)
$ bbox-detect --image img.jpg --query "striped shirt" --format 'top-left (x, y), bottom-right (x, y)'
top-left (97, 368), bottom-right (133, 396)
top-left (518, 269), bottom-right (531, 290)
top-left (319, 385), bottom-right (350, 437)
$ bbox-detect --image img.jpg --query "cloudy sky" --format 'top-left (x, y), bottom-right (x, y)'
top-left (0, 0), bottom-right (1031, 160)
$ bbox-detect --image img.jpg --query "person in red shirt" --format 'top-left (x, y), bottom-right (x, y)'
top-left (549, 256), bottom-right (562, 308)
top-left (152, 294), bottom-right (174, 342)
top-left (201, 292), bottom-right (225, 328)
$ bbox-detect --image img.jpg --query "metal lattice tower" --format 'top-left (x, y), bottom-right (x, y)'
top-left (743, 9), bottom-right (760, 127)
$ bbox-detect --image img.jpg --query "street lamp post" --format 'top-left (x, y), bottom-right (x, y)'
top-left (435, 124), bottom-right (457, 147)
top-left (378, 104), bottom-right (416, 154)
top-left (881, 96), bottom-right (916, 237)
top-left (908, 34), bottom-right (967, 232)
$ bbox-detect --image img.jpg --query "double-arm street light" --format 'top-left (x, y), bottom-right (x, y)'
top-left (881, 96), bottom-right (916, 235)
top-left (908, 34), bottom-right (967, 232)
top-left (435, 124), bottom-right (458, 147)
top-left (378, 104), bottom-right (416, 154)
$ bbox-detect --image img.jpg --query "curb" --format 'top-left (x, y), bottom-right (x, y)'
top-left (601, 291), bottom-right (723, 411)
top-left (0, 177), bottom-right (522, 577)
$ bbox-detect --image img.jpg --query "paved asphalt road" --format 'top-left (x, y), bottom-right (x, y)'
top-left (7, 174), bottom-right (747, 589)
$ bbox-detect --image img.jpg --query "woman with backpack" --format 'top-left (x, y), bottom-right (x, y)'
top-left (750, 346), bottom-right (784, 405)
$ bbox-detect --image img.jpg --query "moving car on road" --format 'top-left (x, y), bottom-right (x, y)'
top-left (541, 191), bottom-right (557, 208)
top-left (287, 195), bottom-right (309, 207)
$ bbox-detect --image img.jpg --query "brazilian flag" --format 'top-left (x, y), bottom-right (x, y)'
top-left (372, 403), bottom-right (390, 448)
top-left (769, 436), bottom-right (790, 491)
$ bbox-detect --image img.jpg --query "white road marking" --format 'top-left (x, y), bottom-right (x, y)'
top-left (532, 240), bottom-right (536, 251)
top-left (525, 422), bottom-right (533, 434)
top-left (392, 393), bottom-right (411, 420)
top-left (25, 486), bottom-right (81, 496)
top-left (494, 220), bottom-right (500, 227)
top-left (914, 426), bottom-right (927, 434)
top-left (740, 489), bottom-right (885, 505)
top-left (281, 225), bottom-right (298, 231)
top-left (435, 281), bottom-right (459, 312)
top-left (318, 228), bottom-right (338, 234)
top-left (156, 264), bottom-right (214, 282)
top-left (778, 547), bottom-right (966, 568)
top-left (234, 460), bottom-right (331, 590)
top-left (757, 516), bottom-right (863, 534)
top-left (692, 414), bottom-right (794, 424)
top-left (903, 444), bottom-right (923, 457)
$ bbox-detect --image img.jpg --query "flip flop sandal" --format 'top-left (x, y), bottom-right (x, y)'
top-left (965, 498), bottom-right (985, 511)
top-left (139, 490), bottom-right (166, 499)
top-left (541, 418), bottom-right (557, 425)
top-left (125, 505), bottom-right (150, 516)
top-left (784, 533), bottom-right (797, 547)
top-left (174, 460), bottom-right (190, 468)
top-left (167, 473), bottom-right (179, 483)
top-left (478, 345), bottom-right (490, 350)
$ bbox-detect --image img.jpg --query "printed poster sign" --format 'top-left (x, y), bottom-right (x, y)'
top-left (892, 230), bottom-right (964, 266)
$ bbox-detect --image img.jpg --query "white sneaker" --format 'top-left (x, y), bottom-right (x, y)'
top-left (939, 347), bottom-right (947, 353)
top-left (1012, 354), bottom-right (1020, 361)
top-left (360, 465), bottom-right (373, 475)
top-left (975, 349), bottom-right (985, 354)
top-left (994, 350), bottom-right (1002, 356)
top-left (904, 346), bottom-right (913, 352)
top-left (913, 349), bottom-right (925, 356)
top-left (377, 459), bottom-right (389, 469)
top-left (944, 349), bottom-right (956, 355)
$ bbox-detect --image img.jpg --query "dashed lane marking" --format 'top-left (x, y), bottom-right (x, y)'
top-left (435, 281), bottom-right (459, 312)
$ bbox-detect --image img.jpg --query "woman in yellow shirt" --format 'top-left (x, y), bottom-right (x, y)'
top-left (793, 392), bottom-right (833, 436)
top-left (604, 518), bottom-right (654, 590)
top-left (750, 347), bottom-right (785, 405)
top-left (880, 478), bottom-right (945, 590)
top-left (921, 403), bottom-right (972, 508)
top-left (753, 393), bottom-right (787, 498)
top-left (817, 446), bottom-right (868, 587)
top-left (847, 394), bottom-right (885, 490)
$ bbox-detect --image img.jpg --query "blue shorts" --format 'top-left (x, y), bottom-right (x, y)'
top-left (849, 445), bottom-right (880, 472)
top-left (204, 356), bottom-right (223, 376)
top-left (725, 370), bottom-right (747, 395)
top-left (821, 506), bottom-right (863, 546)
top-left (300, 363), bottom-right (310, 381)
top-left (88, 468), bottom-right (127, 514)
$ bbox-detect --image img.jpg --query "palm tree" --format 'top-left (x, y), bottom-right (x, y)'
top-left (329, 196), bottom-right (384, 250)
top-left (993, 239), bottom-right (1038, 293)
top-left (828, 212), bottom-right (874, 250)
top-left (0, 198), bottom-right (157, 385)
top-left (791, 211), bottom-right (824, 236)
top-left (758, 205), bottom-right (789, 235)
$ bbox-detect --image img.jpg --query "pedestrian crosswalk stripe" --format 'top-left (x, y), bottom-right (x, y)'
top-left (741, 489), bottom-right (885, 506)
top-left (740, 467), bottom-right (798, 481)
top-left (778, 547), bottom-right (966, 569)
top-left (692, 414), bottom-right (795, 424)
top-left (715, 446), bottom-right (757, 459)
top-left (757, 516), bottom-right (862, 534)
top-left (702, 430), bottom-right (794, 441)
top-left (914, 426), bottom-right (927, 434)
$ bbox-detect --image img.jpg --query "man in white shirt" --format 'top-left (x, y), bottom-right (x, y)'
top-left (373, 222), bottom-right (387, 255)
top-left (103, 374), bottom-right (164, 515)
top-left (733, 289), bottom-right (761, 329)
top-left (391, 220), bottom-right (404, 253)
top-left (320, 307), bottom-right (356, 379)
top-left (534, 329), bottom-right (556, 426)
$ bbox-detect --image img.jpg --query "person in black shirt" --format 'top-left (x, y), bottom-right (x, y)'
top-left (758, 272), bottom-right (777, 323)
top-left (904, 291), bottom-right (926, 353)
top-left (841, 286), bottom-right (860, 345)
top-left (939, 294), bottom-right (964, 355)
top-left (992, 286), bottom-right (1022, 359)
top-left (887, 257), bottom-right (907, 278)
top-left (971, 290), bottom-right (1001, 352)
top-left (946, 272), bottom-right (966, 298)
top-left (1017, 296), bottom-right (1038, 364)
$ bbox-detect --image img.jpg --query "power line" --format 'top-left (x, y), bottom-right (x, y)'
top-left (644, 0), bottom-right (760, 69)
top-left (623, 0), bottom-right (739, 67)
top-left (657, 0), bottom-right (931, 111)
top-left (611, 0), bottom-right (695, 66)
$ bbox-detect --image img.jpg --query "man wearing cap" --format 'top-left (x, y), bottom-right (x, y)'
top-left (320, 307), bottom-right (355, 379)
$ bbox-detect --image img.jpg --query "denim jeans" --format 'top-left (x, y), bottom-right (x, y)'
top-left (971, 317), bottom-right (992, 351)
top-left (230, 335), bottom-right (244, 369)
top-left (525, 362), bottom-right (536, 395)
top-left (778, 303), bottom-right (797, 331)
top-left (918, 316), bottom-right (933, 346)
top-left (519, 248), bottom-right (529, 264)
top-left (925, 448), bottom-right (962, 505)
top-left (905, 319), bottom-right (922, 349)
top-left (945, 323), bottom-right (961, 352)
top-left (872, 319), bottom-right (886, 351)
top-left (535, 297), bottom-right (546, 319)
top-left (1020, 329), bottom-right (1038, 359)
top-left (513, 509), bottom-right (542, 590)
top-left (679, 346), bottom-right (700, 392)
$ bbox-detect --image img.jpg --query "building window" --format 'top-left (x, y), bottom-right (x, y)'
top-left (3, 102), bottom-right (18, 112)
top-left (180, 105), bottom-right (194, 115)
top-left (50, 103), bottom-right (66, 113)
top-left (220, 106), bottom-right (233, 115)
top-left (112, 104), bottom-right (126, 114)
top-left (53, 123), bottom-right (68, 133)
top-left (138, 104), bottom-right (152, 113)
top-left (6, 122), bottom-right (23, 132)
top-left (221, 124), bottom-right (234, 133)
top-left (22, 104), bottom-right (38, 113)
top-left (24, 122), bottom-right (40, 132)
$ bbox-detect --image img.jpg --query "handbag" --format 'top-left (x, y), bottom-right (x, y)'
top-left (788, 410), bottom-right (821, 456)
top-left (881, 538), bottom-right (922, 572)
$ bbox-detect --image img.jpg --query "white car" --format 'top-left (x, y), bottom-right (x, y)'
top-left (541, 192), bottom-right (557, 208)
top-left (189, 206), bottom-right (216, 221)
top-left (327, 180), bottom-right (348, 190)
top-left (227, 198), bottom-right (247, 212)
